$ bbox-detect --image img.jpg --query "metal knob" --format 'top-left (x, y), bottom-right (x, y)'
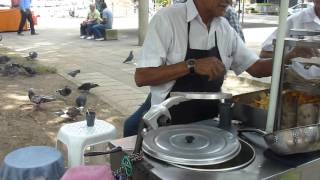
top-left (185, 135), bottom-right (195, 144)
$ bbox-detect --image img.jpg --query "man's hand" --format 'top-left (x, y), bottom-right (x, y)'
top-left (194, 57), bottom-right (226, 81)
top-left (285, 47), bottom-right (320, 63)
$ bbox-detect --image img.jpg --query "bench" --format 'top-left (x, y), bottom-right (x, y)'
top-left (105, 29), bottom-right (118, 40)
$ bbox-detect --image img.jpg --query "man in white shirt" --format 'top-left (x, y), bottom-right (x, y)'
top-left (124, 0), bottom-right (272, 137)
top-left (260, 0), bottom-right (320, 58)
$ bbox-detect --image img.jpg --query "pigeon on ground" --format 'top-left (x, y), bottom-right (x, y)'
top-left (55, 106), bottom-right (81, 119)
top-left (56, 86), bottom-right (72, 97)
top-left (2, 63), bottom-right (21, 76)
top-left (28, 89), bottom-right (56, 106)
top-left (21, 66), bottom-right (37, 76)
top-left (123, 51), bottom-right (133, 63)
top-left (67, 69), bottom-right (80, 77)
top-left (25, 51), bottom-right (38, 60)
top-left (0, 55), bottom-right (10, 64)
top-left (78, 83), bottom-right (99, 92)
top-left (76, 94), bottom-right (87, 108)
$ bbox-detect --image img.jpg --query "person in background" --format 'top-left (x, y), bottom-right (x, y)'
top-left (95, 0), bottom-right (105, 16)
top-left (224, 2), bottom-right (245, 42)
top-left (260, 0), bottom-right (320, 59)
top-left (80, 4), bottom-right (101, 40)
top-left (91, 2), bottom-right (113, 41)
top-left (17, 0), bottom-right (38, 36)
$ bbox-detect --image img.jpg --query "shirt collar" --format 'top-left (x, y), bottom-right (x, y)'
top-left (186, 0), bottom-right (199, 22)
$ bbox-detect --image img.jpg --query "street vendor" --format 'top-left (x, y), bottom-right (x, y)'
top-left (260, 0), bottom-right (320, 59)
top-left (124, 0), bottom-right (273, 137)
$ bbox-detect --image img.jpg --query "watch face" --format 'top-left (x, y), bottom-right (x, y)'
top-left (187, 59), bottom-right (195, 65)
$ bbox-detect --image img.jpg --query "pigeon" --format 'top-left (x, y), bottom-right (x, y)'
top-left (123, 51), bottom-right (133, 63)
top-left (67, 69), bottom-right (80, 77)
top-left (78, 83), bottom-right (99, 92)
top-left (56, 86), bottom-right (72, 97)
top-left (21, 66), bottom-right (37, 76)
top-left (0, 34), bottom-right (2, 41)
top-left (76, 94), bottom-right (87, 108)
top-left (2, 63), bottom-right (21, 76)
top-left (55, 107), bottom-right (81, 119)
top-left (66, 107), bottom-right (81, 118)
top-left (0, 55), bottom-right (10, 64)
top-left (28, 89), bottom-right (56, 106)
top-left (25, 51), bottom-right (38, 60)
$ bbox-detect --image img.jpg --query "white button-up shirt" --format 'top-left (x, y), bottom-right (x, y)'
top-left (262, 6), bottom-right (320, 51)
top-left (137, 0), bottom-right (259, 105)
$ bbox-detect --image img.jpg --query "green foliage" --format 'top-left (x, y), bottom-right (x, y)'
top-left (156, 0), bottom-right (169, 7)
top-left (256, 3), bottom-right (272, 6)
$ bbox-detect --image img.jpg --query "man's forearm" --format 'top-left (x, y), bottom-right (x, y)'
top-left (246, 59), bottom-right (273, 78)
top-left (135, 62), bottom-right (189, 87)
top-left (259, 50), bottom-right (274, 58)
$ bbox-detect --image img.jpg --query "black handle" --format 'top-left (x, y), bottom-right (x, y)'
top-left (218, 101), bottom-right (232, 130)
top-left (185, 135), bottom-right (195, 144)
top-left (84, 146), bottom-right (122, 157)
top-left (238, 128), bottom-right (267, 136)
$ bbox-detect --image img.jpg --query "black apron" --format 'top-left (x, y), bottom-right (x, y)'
top-left (168, 22), bottom-right (224, 125)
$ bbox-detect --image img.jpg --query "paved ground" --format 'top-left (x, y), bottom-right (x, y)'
top-left (0, 15), bottom-right (277, 116)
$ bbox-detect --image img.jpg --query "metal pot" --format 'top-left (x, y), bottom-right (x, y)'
top-left (238, 124), bottom-right (320, 155)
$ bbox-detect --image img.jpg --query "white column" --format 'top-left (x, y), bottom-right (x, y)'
top-left (138, 0), bottom-right (149, 46)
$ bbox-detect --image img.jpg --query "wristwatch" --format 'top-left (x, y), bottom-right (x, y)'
top-left (186, 59), bottom-right (196, 74)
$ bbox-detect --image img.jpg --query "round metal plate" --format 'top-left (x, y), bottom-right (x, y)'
top-left (169, 139), bottom-right (255, 172)
top-left (142, 125), bottom-right (241, 166)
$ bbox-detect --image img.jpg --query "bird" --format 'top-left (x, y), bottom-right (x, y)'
top-left (76, 94), bottom-right (87, 108)
top-left (28, 89), bottom-right (56, 107)
top-left (78, 83), bottom-right (99, 92)
top-left (2, 63), bottom-right (21, 76)
top-left (67, 69), bottom-right (80, 77)
top-left (66, 107), bottom-right (81, 118)
top-left (21, 66), bottom-right (37, 76)
top-left (0, 55), bottom-right (10, 64)
top-left (123, 51), bottom-right (134, 63)
top-left (56, 86), bottom-right (72, 97)
top-left (25, 51), bottom-right (38, 60)
top-left (0, 34), bottom-right (2, 41)
top-left (55, 106), bottom-right (81, 120)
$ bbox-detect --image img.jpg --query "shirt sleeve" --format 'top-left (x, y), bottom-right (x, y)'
top-left (20, 0), bottom-right (26, 11)
top-left (230, 30), bottom-right (259, 75)
top-left (261, 16), bottom-right (293, 52)
top-left (137, 14), bottom-right (173, 68)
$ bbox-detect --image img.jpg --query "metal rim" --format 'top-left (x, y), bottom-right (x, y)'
top-left (169, 139), bottom-right (255, 172)
top-left (142, 125), bottom-right (241, 166)
top-left (170, 92), bottom-right (232, 100)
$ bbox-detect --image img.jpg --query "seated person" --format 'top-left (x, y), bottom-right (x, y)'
top-left (123, 0), bottom-right (273, 137)
top-left (80, 4), bottom-right (102, 39)
top-left (260, 0), bottom-right (320, 59)
top-left (91, 2), bottom-right (113, 41)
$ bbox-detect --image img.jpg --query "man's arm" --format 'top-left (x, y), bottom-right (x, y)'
top-left (259, 50), bottom-right (274, 58)
top-left (135, 57), bottom-right (226, 87)
top-left (246, 59), bottom-right (273, 78)
top-left (135, 62), bottom-right (189, 87)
